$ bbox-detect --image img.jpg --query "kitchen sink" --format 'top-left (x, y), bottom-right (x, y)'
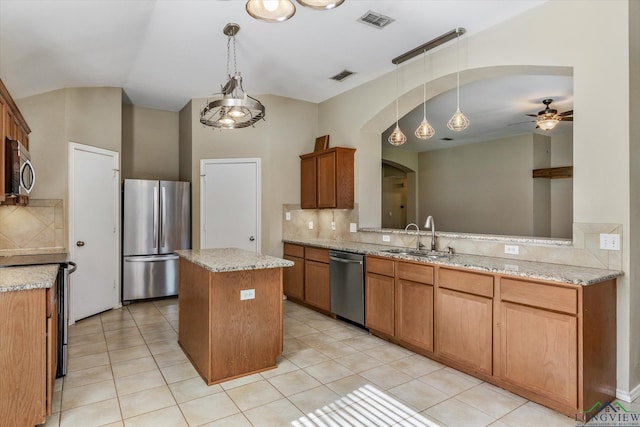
top-left (381, 248), bottom-right (451, 260)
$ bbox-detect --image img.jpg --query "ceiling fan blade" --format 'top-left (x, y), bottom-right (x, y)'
top-left (559, 117), bottom-right (573, 121)
top-left (525, 114), bottom-right (538, 117)
top-left (558, 110), bottom-right (573, 117)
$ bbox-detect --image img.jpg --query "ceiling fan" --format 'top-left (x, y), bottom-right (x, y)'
top-left (526, 98), bottom-right (573, 131)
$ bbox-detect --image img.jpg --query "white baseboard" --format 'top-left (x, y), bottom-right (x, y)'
top-left (617, 383), bottom-right (640, 403)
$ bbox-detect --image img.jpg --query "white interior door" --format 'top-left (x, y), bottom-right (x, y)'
top-left (201, 158), bottom-right (260, 252)
top-left (69, 143), bottom-right (120, 321)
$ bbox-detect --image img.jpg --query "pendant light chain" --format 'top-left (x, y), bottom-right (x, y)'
top-left (456, 33), bottom-right (460, 109)
top-left (447, 28), bottom-right (469, 132)
top-left (395, 64), bottom-right (400, 126)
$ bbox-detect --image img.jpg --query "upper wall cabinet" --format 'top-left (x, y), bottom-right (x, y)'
top-left (0, 78), bottom-right (32, 204)
top-left (300, 147), bottom-right (355, 209)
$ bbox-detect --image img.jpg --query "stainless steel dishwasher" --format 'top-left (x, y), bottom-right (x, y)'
top-left (329, 250), bottom-right (365, 326)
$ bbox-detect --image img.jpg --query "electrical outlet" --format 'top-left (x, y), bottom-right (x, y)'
top-left (600, 233), bottom-right (621, 250)
top-left (382, 235), bottom-right (391, 242)
top-left (331, 221), bottom-right (336, 231)
top-left (349, 223), bottom-right (357, 233)
top-left (504, 245), bottom-right (519, 255)
top-left (285, 212), bottom-right (291, 221)
top-left (308, 221), bottom-right (314, 230)
top-left (240, 289), bottom-right (255, 300)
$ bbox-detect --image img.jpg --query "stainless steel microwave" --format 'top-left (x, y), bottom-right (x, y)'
top-left (5, 138), bottom-right (35, 197)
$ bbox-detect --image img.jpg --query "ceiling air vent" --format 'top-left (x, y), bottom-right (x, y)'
top-left (330, 69), bottom-right (355, 82)
top-left (441, 137), bottom-right (454, 141)
top-left (358, 11), bottom-right (394, 29)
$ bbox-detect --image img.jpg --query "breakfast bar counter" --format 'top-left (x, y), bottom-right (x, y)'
top-left (175, 248), bottom-right (293, 385)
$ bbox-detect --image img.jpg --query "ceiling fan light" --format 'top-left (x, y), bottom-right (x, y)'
top-left (246, 0), bottom-right (296, 22)
top-left (228, 106), bottom-right (249, 118)
top-left (388, 125), bottom-right (407, 146)
top-left (537, 117), bottom-right (560, 131)
top-left (447, 108), bottom-right (469, 131)
top-left (296, 0), bottom-right (345, 10)
top-left (415, 117), bottom-right (435, 140)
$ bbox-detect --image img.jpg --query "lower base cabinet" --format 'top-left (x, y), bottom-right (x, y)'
top-left (283, 244), bottom-right (304, 301)
top-left (0, 284), bottom-right (57, 427)
top-left (303, 247), bottom-right (331, 312)
top-left (362, 255), bottom-right (617, 418)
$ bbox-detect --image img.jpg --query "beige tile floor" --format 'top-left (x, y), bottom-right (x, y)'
top-left (41, 298), bottom-right (640, 427)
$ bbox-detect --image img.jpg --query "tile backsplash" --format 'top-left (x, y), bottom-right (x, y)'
top-left (282, 204), bottom-right (622, 271)
top-left (0, 199), bottom-right (65, 255)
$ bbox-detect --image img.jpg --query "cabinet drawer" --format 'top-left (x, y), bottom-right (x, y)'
top-left (501, 278), bottom-right (577, 315)
top-left (305, 247), bottom-right (329, 263)
top-left (398, 262), bottom-right (434, 285)
top-left (284, 243), bottom-right (304, 258)
top-left (366, 256), bottom-right (395, 277)
top-left (439, 268), bottom-right (493, 298)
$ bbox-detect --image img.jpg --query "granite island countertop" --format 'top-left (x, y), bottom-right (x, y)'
top-left (0, 264), bottom-right (59, 292)
top-left (176, 248), bottom-right (294, 273)
top-left (283, 238), bottom-right (623, 286)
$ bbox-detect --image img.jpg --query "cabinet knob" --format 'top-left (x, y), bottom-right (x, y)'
top-left (76, 241), bottom-right (85, 247)
top-left (249, 236), bottom-right (255, 242)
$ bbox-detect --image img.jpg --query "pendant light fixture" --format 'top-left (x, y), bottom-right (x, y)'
top-left (296, 0), bottom-right (345, 9)
top-left (447, 28), bottom-right (469, 132)
top-left (415, 50), bottom-right (435, 140)
top-left (246, 0), bottom-right (296, 23)
top-left (200, 23), bottom-right (266, 129)
top-left (388, 64), bottom-right (407, 146)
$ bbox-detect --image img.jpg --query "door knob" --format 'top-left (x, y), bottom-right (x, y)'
top-left (76, 241), bottom-right (85, 247)
top-left (249, 236), bottom-right (255, 241)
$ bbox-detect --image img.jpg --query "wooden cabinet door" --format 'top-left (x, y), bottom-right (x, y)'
top-left (316, 151), bottom-right (336, 208)
top-left (436, 288), bottom-right (493, 375)
top-left (304, 260), bottom-right (330, 311)
top-left (283, 255), bottom-right (304, 301)
top-left (395, 279), bottom-right (433, 351)
top-left (365, 272), bottom-right (395, 336)
top-left (500, 301), bottom-right (577, 407)
top-left (300, 156), bottom-right (317, 209)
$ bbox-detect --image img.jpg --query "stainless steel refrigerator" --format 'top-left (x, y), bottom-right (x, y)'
top-left (122, 179), bottom-right (191, 302)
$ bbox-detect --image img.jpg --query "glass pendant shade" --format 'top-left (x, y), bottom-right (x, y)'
top-left (447, 108), bottom-right (469, 131)
top-left (415, 117), bottom-right (435, 139)
top-left (537, 117), bottom-right (560, 131)
top-left (448, 29), bottom-right (469, 132)
top-left (388, 124), bottom-right (407, 146)
top-left (296, 0), bottom-right (345, 9)
top-left (246, 0), bottom-right (296, 22)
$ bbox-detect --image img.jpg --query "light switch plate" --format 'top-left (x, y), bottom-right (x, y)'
top-left (600, 233), bottom-right (621, 250)
top-left (382, 235), bottom-right (391, 242)
top-left (308, 221), bottom-right (314, 230)
top-left (350, 223), bottom-right (357, 233)
top-left (285, 212), bottom-right (291, 221)
top-left (240, 289), bottom-right (255, 300)
top-left (331, 221), bottom-right (336, 231)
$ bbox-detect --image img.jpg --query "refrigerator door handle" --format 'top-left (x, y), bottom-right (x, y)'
top-left (161, 186), bottom-right (167, 249)
top-left (124, 255), bottom-right (180, 262)
top-left (153, 186), bottom-right (159, 251)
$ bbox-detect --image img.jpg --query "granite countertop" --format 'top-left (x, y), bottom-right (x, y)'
top-left (176, 248), bottom-right (294, 273)
top-left (0, 264), bottom-right (59, 292)
top-left (283, 238), bottom-right (623, 286)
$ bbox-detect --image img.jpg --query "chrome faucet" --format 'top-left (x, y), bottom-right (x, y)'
top-left (424, 216), bottom-right (436, 251)
top-left (404, 223), bottom-right (423, 250)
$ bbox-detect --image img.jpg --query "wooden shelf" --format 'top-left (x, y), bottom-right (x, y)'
top-left (532, 166), bottom-right (573, 179)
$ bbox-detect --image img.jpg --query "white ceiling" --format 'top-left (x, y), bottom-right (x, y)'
top-left (0, 0), bottom-right (547, 112)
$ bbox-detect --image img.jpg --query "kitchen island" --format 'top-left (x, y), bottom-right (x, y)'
top-left (176, 248), bottom-right (293, 385)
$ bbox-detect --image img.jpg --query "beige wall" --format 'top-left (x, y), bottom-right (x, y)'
top-left (16, 87), bottom-right (123, 250)
top-left (551, 131), bottom-right (573, 238)
top-left (318, 0), bottom-right (636, 397)
top-left (122, 104), bottom-right (179, 180)
top-left (183, 95), bottom-right (318, 256)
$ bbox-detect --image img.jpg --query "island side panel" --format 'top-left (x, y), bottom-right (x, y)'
top-left (209, 268), bottom-right (283, 383)
top-left (178, 258), bottom-right (211, 381)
